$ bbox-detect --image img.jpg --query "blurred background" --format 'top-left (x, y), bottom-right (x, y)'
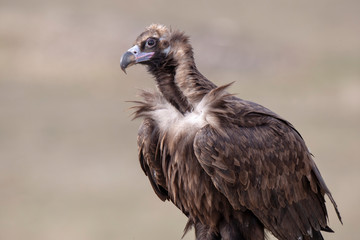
top-left (1, 0), bottom-right (359, 239)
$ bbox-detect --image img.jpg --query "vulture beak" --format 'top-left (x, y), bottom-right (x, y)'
top-left (120, 45), bottom-right (155, 73)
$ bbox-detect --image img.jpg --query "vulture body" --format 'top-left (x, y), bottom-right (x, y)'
top-left (120, 24), bottom-right (341, 240)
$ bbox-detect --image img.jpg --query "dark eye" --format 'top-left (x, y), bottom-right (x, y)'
top-left (146, 38), bottom-right (156, 48)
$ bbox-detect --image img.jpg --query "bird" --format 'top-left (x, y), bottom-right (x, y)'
top-left (120, 24), bottom-right (342, 240)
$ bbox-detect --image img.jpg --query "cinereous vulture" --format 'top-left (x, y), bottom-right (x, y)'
top-left (120, 24), bottom-right (342, 240)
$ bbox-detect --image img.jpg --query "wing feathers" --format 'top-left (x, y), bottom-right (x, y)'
top-left (137, 118), bottom-right (169, 201)
top-left (194, 113), bottom-right (335, 239)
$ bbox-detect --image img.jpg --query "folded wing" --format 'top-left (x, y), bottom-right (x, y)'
top-left (193, 107), bottom-right (340, 239)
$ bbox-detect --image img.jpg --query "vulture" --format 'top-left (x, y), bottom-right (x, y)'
top-left (120, 24), bottom-right (342, 240)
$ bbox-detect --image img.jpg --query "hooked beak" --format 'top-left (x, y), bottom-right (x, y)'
top-left (120, 45), bottom-right (155, 73)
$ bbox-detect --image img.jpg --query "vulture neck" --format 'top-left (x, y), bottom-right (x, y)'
top-left (152, 47), bottom-right (217, 115)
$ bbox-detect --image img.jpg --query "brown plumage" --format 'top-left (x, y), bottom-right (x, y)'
top-left (120, 24), bottom-right (342, 240)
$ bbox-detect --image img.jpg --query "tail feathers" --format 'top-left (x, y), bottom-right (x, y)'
top-left (304, 227), bottom-right (336, 240)
top-left (321, 225), bottom-right (334, 233)
top-left (182, 219), bottom-right (193, 239)
top-left (311, 230), bottom-right (324, 240)
top-left (302, 227), bottom-right (332, 240)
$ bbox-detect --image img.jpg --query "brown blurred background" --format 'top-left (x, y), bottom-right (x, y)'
top-left (1, 0), bottom-right (359, 239)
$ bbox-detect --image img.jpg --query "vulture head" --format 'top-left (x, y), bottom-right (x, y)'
top-left (120, 24), bottom-right (208, 114)
top-left (120, 24), bottom-right (192, 75)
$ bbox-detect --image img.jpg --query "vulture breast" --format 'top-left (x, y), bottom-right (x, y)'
top-left (151, 92), bottom-right (221, 143)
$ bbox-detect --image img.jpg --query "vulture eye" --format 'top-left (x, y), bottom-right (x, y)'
top-left (146, 38), bottom-right (156, 48)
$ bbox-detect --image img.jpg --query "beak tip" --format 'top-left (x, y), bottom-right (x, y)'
top-left (120, 51), bottom-right (136, 74)
top-left (120, 64), bottom-right (127, 74)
